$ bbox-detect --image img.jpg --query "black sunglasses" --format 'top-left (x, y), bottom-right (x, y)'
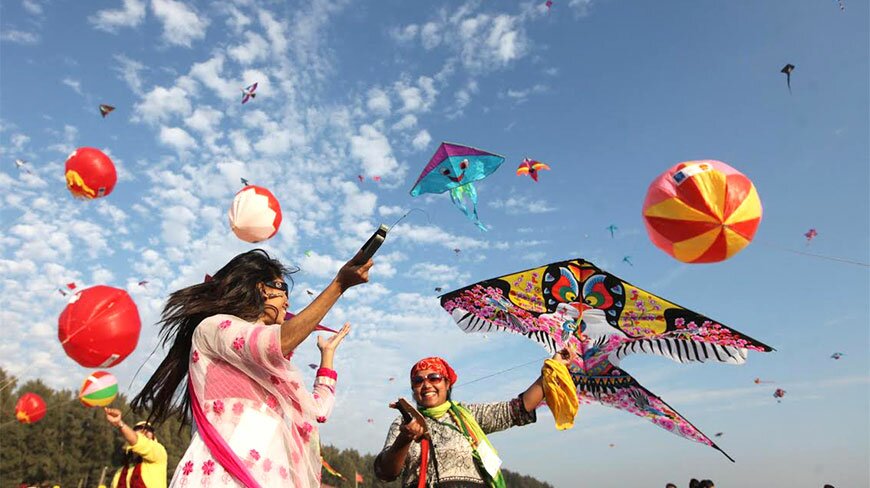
top-left (263, 280), bottom-right (288, 293)
top-left (411, 373), bottom-right (445, 385)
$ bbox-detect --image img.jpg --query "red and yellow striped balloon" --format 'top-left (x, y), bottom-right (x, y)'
top-left (642, 160), bottom-right (762, 263)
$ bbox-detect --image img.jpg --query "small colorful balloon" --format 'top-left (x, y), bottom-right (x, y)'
top-left (228, 185), bottom-right (282, 243)
top-left (15, 393), bottom-right (47, 424)
top-left (65, 147), bottom-right (117, 199)
top-left (79, 371), bottom-right (119, 407)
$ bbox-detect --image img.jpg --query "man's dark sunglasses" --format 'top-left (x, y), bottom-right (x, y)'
top-left (411, 373), bottom-right (445, 385)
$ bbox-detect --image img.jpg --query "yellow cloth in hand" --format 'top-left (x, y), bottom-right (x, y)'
top-left (541, 358), bottom-right (579, 430)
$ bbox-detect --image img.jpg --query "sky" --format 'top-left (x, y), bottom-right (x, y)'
top-left (1, 0), bottom-right (868, 486)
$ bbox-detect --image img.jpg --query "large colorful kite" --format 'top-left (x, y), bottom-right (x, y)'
top-left (410, 142), bottom-right (504, 231)
top-left (439, 258), bottom-right (772, 460)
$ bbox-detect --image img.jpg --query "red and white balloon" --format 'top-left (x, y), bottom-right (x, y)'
top-left (228, 185), bottom-right (283, 243)
top-left (58, 286), bottom-right (142, 368)
top-left (64, 147), bottom-right (117, 199)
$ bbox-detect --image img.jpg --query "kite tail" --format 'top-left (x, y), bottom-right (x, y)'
top-left (449, 184), bottom-right (488, 232)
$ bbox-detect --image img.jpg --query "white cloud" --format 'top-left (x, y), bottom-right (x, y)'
top-left (395, 76), bottom-right (438, 113)
top-left (420, 22), bottom-right (442, 49)
top-left (158, 126), bottom-right (198, 152)
top-left (488, 195), bottom-right (556, 215)
top-left (411, 129), bottom-right (432, 151)
top-left (23, 0), bottom-right (43, 15)
top-left (189, 54), bottom-right (236, 101)
top-left (407, 262), bottom-right (470, 284)
top-left (366, 88), bottom-right (391, 116)
top-left (390, 24), bottom-right (418, 43)
top-left (228, 31), bottom-right (269, 65)
top-left (184, 106), bottom-right (223, 135)
top-left (88, 0), bottom-right (146, 32)
top-left (504, 83), bottom-right (547, 103)
top-left (113, 54), bottom-right (146, 95)
top-left (133, 85), bottom-right (192, 124)
top-left (0, 29), bottom-right (39, 44)
top-left (349, 124), bottom-right (401, 179)
top-left (62, 78), bottom-right (82, 95)
top-left (569, 0), bottom-right (594, 16)
top-left (150, 0), bottom-right (209, 47)
top-left (391, 114), bottom-right (417, 131)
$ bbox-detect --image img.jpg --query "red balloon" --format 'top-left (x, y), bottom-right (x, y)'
top-left (58, 286), bottom-right (141, 368)
top-left (15, 393), bottom-right (47, 424)
top-left (64, 147), bottom-right (117, 199)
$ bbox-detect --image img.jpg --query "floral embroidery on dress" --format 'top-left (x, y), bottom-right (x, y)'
top-left (202, 460), bottom-right (215, 476)
top-left (213, 400), bottom-right (224, 415)
top-left (297, 422), bottom-right (313, 443)
top-left (232, 402), bottom-right (244, 415)
top-left (266, 394), bottom-right (279, 409)
top-left (262, 459), bottom-right (273, 472)
top-left (219, 319), bottom-right (232, 330)
top-left (232, 336), bottom-right (245, 351)
top-left (269, 374), bottom-right (281, 385)
top-left (182, 461), bottom-right (194, 476)
top-left (192, 350), bottom-right (199, 363)
top-left (278, 466), bottom-right (288, 480)
top-left (249, 449), bottom-right (261, 461)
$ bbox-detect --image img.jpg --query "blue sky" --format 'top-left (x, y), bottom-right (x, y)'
top-left (1, 0), bottom-right (867, 486)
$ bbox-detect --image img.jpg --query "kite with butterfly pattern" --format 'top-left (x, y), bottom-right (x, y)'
top-left (439, 258), bottom-right (772, 460)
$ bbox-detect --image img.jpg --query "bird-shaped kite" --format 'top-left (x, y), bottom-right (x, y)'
top-left (434, 287), bottom-right (443, 293)
top-left (516, 158), bottom-right (551, 182)
top-left (804, 228), bottom-right (818, 243)
top-left (440, 258), bottom-right (772, 460)
top-left (241, 83), bottom-right (258, 104)
top-left (99, 105), bottom-right (115, 118)
top-left (773, 388), bottom-right (786, 402)
top-left (357, 175), bottom-right (364, 183)
top-left (240, 177), bottom-right (249, 186)
top-left (606, 225), bottom-right (618, 238)
top-left (411, 142), bottom-right (505, 231)
top-left (781, 64), bottom-right (795, 93)
top-left (714, 432), bottom-right (724, 438)
top-left (622, 256), bottom-right (633, 266)
top-left (830, 352), bottom-right (844, 360)
top-left (453, 248), bottom-right (462, 255)
top-left (137, 280), bottom-right (149, 287)
top-left (14, 159), bottom-right (31, 174)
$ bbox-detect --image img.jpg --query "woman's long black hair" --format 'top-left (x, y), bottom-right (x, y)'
top-left (130, 249), bottom-right (295, 426)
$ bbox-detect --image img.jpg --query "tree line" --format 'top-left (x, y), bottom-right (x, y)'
top-left (0, 369), bottom-right (552, 487)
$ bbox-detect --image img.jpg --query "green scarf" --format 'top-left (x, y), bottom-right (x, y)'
top-left (421, 401), bottom-right (506, 488)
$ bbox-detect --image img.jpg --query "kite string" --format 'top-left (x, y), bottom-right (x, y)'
top-left (452, 355), bottom-right (550, 390)
top-left (387, 207), bottom-right (431, 232)
top-left (756, 241), bottom-right (869, 267)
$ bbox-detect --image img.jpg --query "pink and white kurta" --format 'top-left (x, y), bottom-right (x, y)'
top-left (170, 314), bottom-right (336, 488)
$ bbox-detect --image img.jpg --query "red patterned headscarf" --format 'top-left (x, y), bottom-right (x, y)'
top-left (411, 357), bottom-right (458, 385)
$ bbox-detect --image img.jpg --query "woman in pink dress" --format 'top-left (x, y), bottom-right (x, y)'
top-left (131, 249), bottom-right (372, 488)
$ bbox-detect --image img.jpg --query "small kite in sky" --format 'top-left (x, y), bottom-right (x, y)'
top-left (137, 280), bottom-right (149, 287)
top-left (516, 158), bottom-right (551, 182)
top-left (67, 282), bottom-right (77, 290)
top-left (714, 432), bottom-right (724, 438)
top-left (57, 289), bottom-right (67, 297)
top-left (99, 105), bottom-right (115, 118)
top-left (241, 82), bottom-right (258, 104)
top-left (372, 176), bottom-right (382, 182)
top-left (453, 248), bottom-right (461, 255)
top-left (606, 224), bottom-right (618, 238)
top-left (434, 287), bottom-right (443, 293)
top-left (357, 175), bottom-right (364, 183)
top-left (367, 418), bottom-right (374, 424)
top-left (14, 159), bottom-right (31, 174)
top-left (754, 377), bottom-right (774, 384)
top-left (773, 388), bottom-right (786, 402)
top-left (240, 177), bottom-right (249, 186)
top-left (830, 352), bottom-right (844, 360)
top-left (410, 142), bottom-right (505, 231)
top-left (781, 64), bottom-right (795, 93)
top-left (545, 0), bottom-right (553, 9)
top-left (304, 250), bottom-right (313, 258)
top-left (833, 0), bottom-right (845, 11)
top-left (804, 228), bottom-right (818, 243)
top-left (305, 289), bottom-right (315, 297)
top-left (388, 377), bottom-right (395, 382)
top-left (308, 363), bottom-right (317, 370)
top-left (622, 256), bottom-right (633, 266)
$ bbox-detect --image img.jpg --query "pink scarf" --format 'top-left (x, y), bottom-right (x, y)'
top-left (189, 378), bottom-right (262, 488)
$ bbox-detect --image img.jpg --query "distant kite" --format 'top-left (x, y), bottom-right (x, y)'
top-left (804, 228), bottom-right (818, 243)
top-left (99, 105), bottom-right (115, 118)
top-left (622, 256), bottom-right (633, 266)
top-left (241, 83), bottom-right (258, 104)
top-left (434, 287), bottom-right (443, 293)
top-left (241, 177), bottom-right (250, 186)
top-left (754, 377), bottom-right (774, 384)
top-left (773, 388), bottom-right (786, 402)
top-left (830, 352), bottom-right (844, 360)
top-left (545, 0), bottom-right (553, 9)
top-left (606, 224), bottom-right (618, 238)
top-left (358, 175), bottom-right (364, 183)
top-left (137, 280), bottom-right (149, 287)
top-left (781, 64), bottom-right (795, 93)
top-left (516, 158), bottom-right (551, 182)
top-left (14, 159), bottom-right (31, 174)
